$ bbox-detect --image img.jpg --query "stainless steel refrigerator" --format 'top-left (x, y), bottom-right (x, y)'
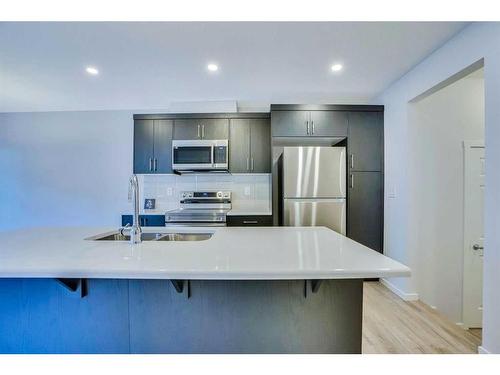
top-left (281, 146), bottom-right (346, 234)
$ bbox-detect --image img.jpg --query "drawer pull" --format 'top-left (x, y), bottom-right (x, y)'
top-left (243, 220), bottom-right (258, 224)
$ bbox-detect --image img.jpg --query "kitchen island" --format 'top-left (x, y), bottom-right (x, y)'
top-left (0, 226), bottom-right (410, 354)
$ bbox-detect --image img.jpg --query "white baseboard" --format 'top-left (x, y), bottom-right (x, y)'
top-left (478, 346), bottom-right (491, 354)
top-left (380, 278), bottom-right (419, 301)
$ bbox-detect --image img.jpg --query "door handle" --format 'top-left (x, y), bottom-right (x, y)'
top-left (306, 121), bottom-right (310, 135)
top-left (202, 124), bottom-right (205, 139)
top-left (472, 244), bottom-right (484, 251)
top-left (246, 157), bottom-right (250, 171)
top-left (243, 220), bottom-right (258, 224)
top-left (350, 174), bottom-right (354, 189)
top-left (154, 158), bottom-right (158, 171)
top-left (311, 120), bottom-right (315, 135)
top-left (149, 158), bottom-right (153, 172)
top-left (350, 154), bottom-right (354, 169)
top-left (251, 157), bottom-right (254, 171)
top-left (197, 124), bottom-right (201, 138)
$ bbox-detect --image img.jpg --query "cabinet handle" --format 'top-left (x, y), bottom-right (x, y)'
top-left (350, 174), bottom-right (354, 189)
top-left (243, 220), bottom-right (258, 224)
top-left (311, 120), bottom-right (315, 135)
top-left (154, 158), bottom-right (158, 171)
top-left (251, 157), bottom-right (254, 171)
top-left (306, 120), bottom-right (310, 135)
top-left (350, 154), bottom-right (354, 169)
top-left (197, 124), bottom-right (201, 138)
top-left (202, 124), bottom-right (205, 139)
top-left (246, 157), bottom-right (250, 171)
top-left (149, 158), bottom-right (153, 172)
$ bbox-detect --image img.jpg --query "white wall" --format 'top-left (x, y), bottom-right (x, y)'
top-left (0, 111), bottom-right (135, 230)
top-left (0, 109), bottom-right (272, 231)
top-left (376, 22), bottom-right (500, 353)
top-left (409, 72), bottom-right (484, 323)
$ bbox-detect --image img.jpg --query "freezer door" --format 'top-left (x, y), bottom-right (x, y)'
top-left (283, 146), bottom-right (346, 198)
top-left (283, 198), bottom-right (346, 235)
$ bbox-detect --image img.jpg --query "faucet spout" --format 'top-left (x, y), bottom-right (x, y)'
top-left (123, 174), bottom-right (142, 244)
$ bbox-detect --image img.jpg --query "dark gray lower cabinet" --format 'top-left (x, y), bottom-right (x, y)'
top-left (227, 215), bottom-right (273, 226)
top-left (128, 279), bottom-right (362, 353)
top-left (0, 279), bottom-right (130, 353)
top-left (348, 172), bottom-right (383, 253)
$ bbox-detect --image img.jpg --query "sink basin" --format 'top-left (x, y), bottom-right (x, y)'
top-left (86, 231), bottom-right (212, 242)
top-left (155, 233), bottom-right (212, 241)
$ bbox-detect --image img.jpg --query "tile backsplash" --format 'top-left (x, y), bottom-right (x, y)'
top-left (135, 174), bottom-right (272, 214)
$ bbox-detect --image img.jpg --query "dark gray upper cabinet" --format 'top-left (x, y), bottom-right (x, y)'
top-left (348, 112), bottom-right (383, 172)
top-left (229, 119), bottom-right (251, 173)
top-left (153, 120), bottom-right (174, 173)
top-left (134, 119), bottom-right (155, 173)
top-left (133, 119), bottom-right (173, 174)
top-left (229, 118), bottom-right (271, 173)
top-left (249, 118), bottom-right (271, 173)
top-left (310, 111), bottom-right (348, 137)
top-left (201, 119), bottom-right (229, 139)
top-left (172, 119), bottom-right (200, 140)
top-left (271, 110), bottom-right (347, 137)
top-left (347, 171), bottom-right (383, 253)
top-left (173, 119), bottom-right (229, 140)
top-left (271, 111), bottom-right (310, 137)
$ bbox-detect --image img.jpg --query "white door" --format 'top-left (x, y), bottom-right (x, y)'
top-left (462, 141), bottom-right (485, 329)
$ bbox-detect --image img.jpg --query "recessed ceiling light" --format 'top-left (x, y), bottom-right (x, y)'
top-left (85, 66), bottom-right (99, 75)
top-left (207, 63), bottom-right (218, 72)
top-left (331, 64), bottom-right (343, 72)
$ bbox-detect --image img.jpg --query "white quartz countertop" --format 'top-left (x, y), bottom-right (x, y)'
top-left (227, 209), bottom-right (272, 216)
top-left (0, 226), bottom-right (410, 280)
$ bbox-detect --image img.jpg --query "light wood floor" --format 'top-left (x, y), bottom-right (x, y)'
top-left (362, 281), bottom-right (482, 354)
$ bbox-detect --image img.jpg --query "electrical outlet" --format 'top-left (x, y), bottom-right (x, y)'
top-left (244, 186), bottom-right (251, 196)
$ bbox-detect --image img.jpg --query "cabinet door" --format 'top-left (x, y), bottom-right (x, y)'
top-left (348, 112), bottom-right (383, 172)
top-left (200, 119), bottom-right (229, 140)
top-left (226, 215), bottom-right (273, 226)
top-left (310, 111), bottom-right (348, 137)
top-left (271, 111), bottom-right (309, 137)
top-left (153, 120), bottom-right (173, 173)
top-left (348, 172), bottom-right (383, 253)
top-left (173, 119), bottom-right (202, 140)
top-left (229, 119), bottom-right (251, 173)
top-left (249, 118), bottom-right (271, 173)
top-left (134, 119), bottom-right (154, 173)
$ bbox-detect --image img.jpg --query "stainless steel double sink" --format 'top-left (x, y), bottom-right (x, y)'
top-left (86, 231), bottom-right (212, 242)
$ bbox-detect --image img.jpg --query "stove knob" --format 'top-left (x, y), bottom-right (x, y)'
top-left (217, 192), bottom-right (222, 198)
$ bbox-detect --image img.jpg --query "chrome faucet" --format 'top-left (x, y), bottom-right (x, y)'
top-left (122, 174), bottom-right (142, 244)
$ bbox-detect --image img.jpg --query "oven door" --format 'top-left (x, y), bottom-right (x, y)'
top-left (172, 141), bottom-right (214, 170)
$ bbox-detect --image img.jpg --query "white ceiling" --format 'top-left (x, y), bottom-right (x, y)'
top-left (0, 22), bottom-right (468, 113)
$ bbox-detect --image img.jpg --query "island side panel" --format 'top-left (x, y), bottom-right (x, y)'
top-left (0, 279), bottom-right (130, 354)
top-left (129, 279), bottom-right (363, 354)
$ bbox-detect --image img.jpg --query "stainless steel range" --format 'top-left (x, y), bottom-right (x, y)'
top-left (165, 191), bottom-right (232, 226)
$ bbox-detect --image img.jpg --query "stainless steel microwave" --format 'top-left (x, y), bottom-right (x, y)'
top-left (172, 139), bottom-right (228, 172)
